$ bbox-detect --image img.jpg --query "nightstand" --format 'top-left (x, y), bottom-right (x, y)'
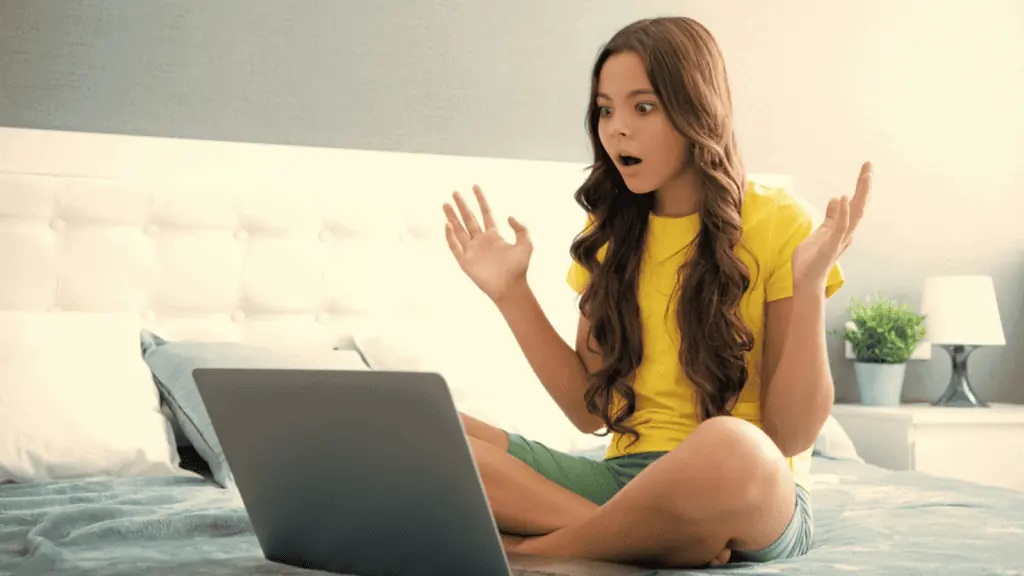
top-left (830, 402), bottom-right (1024, 492)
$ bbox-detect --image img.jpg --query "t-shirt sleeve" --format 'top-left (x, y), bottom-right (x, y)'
top-left (765, 198), bottom-right (845, 302)
top-left (566, 214), bottom-right (598, 295)
top-left (566, 259), bottom-right (590, 295)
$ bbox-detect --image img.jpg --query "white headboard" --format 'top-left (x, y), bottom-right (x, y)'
top-left (0, 128), bottom-right (596, 344)
top-left (0, 126), bottom-right (794, 451)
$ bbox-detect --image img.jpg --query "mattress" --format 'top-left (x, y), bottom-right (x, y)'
top-left (2, 457), bottom-right (1022, 576)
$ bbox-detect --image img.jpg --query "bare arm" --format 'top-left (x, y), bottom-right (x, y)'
top-left (494, 282), bottom-right (606, 434)
top-left (760, 288), bottom-right (835, 458)
top-left (761, 162), bottom-right (873, 457)
top-left (441, 186), bottom-right (605, 434)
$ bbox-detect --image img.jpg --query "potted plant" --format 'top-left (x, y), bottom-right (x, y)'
top-left (839, 295), bottom-right (927, 406)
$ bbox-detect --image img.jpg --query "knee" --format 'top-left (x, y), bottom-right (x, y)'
top-left (687, 416), bottom-right (789, 509)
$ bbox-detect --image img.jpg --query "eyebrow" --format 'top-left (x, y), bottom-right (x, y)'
top-left (596, 89), bottom-right (656, 100)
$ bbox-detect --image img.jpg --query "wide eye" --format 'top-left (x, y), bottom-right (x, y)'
top-left (636, 102), bottom-right (655, 114)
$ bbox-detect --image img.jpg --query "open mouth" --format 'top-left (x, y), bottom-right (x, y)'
top-left (619, 155), bottom-right (642, 167)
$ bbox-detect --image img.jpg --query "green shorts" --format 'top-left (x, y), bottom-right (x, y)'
top-left (506, 433), bottom-right (665, 506)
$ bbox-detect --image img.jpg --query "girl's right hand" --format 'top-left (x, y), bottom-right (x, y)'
top-left (443, 185), bottom-right (533, 303)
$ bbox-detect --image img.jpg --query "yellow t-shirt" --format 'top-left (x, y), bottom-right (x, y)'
top-left (566, 182), bottom-right (844, 487)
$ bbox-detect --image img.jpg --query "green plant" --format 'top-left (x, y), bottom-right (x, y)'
top-left (838, 294), bottom-right (927, 364)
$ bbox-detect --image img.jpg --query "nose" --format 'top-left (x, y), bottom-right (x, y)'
top-left (605, 111), bottom-right (631, 139)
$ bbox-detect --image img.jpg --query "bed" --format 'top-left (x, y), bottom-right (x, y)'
top-left (4, 457), bottom-right (1023, 576)
top-left (2, 127), bottom-right (1023, 576)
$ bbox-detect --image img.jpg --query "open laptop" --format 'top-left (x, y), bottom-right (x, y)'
top-left (193, 368), bottom-right (650, 576)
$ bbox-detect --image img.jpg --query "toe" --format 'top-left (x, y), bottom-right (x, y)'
top-left (708, 548), bottom-right (732, 566)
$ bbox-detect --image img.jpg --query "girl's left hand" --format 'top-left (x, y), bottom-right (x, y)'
top-left (791, 161), bottom-right (873, 292)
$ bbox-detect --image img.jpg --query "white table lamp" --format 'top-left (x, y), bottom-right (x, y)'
top-left (920, 275), bottom-right (1005, 407)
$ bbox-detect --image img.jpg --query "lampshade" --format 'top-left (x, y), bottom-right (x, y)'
top-left (920, 275), bottom-right (1005, 346)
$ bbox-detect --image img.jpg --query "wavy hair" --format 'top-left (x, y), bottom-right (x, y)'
top-left (569, 17), bottom-right (755, 447)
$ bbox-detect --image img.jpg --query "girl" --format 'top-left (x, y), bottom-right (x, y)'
top-left (442, 16), bottom-right (870, 569)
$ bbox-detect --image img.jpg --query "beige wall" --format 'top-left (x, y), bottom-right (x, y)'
top-left (2, 0), bottom-right (1021, 402)
top-left (704, 1), bottom-right (1024, 403)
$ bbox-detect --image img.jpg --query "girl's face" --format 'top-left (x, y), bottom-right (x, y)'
top-left (596, 51), bottom-right (689, 196)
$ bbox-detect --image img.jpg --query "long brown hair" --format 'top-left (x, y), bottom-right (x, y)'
top-left (569, 17), bottom-right (756, 447)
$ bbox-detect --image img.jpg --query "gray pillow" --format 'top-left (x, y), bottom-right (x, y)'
top-left (140, 330), bottom-right (371, 488)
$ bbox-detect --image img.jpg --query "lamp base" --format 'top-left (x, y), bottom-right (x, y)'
top-left (933, 344), bottom-right (988, 407)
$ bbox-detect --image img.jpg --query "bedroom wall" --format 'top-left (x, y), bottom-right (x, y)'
top-left (2, 0), bottom-right (1022, 403)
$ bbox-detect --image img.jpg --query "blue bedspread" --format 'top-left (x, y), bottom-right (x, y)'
top-left (2, 457), bottom-right (1023, 575)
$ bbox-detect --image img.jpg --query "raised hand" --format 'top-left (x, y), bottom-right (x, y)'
top-left (443, 185), bottom-right (533, 302)
top-left (791, 161), bottom-right (873, 291)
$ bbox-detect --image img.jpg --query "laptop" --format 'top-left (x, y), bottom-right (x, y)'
top-left (193, 368), bottom-right (649, 576)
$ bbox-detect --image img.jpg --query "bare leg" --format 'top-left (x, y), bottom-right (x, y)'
top-left (460, 412), bottom-right (511, 449)
top-left (459, 412), bottom-right (599, 536)
top-left (511, 416), bottom-right (798, 568)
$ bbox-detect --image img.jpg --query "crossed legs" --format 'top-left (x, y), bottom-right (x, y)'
top-left (460, 412), bottom-right (797, 569)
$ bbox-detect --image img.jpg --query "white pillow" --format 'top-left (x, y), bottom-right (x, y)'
top-left (0, 312), bottom-right (182, 482)
top-left (353, 316), bottom-right (607, 454)
top-left (814, 414), bottom-right (865, 463)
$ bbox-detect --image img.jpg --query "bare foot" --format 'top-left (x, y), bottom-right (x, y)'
top-left (708, 548), bottom-right (731, 566)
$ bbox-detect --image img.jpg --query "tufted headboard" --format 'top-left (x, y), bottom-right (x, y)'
top-left (0, 126), bottom-right (794, 451)
top-left (0, 127), bottom-right (599, 344)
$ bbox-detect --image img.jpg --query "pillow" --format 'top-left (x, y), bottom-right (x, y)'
top-left (814, 414), bottom-right (864, 463)
top-left (141, 331), bottom-right (371, 488)
top-left (161, 399), bottom-right (192, 448)
top-left (350, 320), bottom-right (608, 455)
top-left (0, 312), bottom-right (181, 483)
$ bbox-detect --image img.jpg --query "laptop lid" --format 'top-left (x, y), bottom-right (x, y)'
top-left (194, 367), bottom-right (512, 576)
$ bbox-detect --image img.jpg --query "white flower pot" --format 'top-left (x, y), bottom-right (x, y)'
top-left (853, 362), bottom-right (907, 406)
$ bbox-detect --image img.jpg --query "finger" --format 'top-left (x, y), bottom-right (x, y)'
top-left (442, 202), bottom-right (470, 246)
top-left (508, 215), bottom-right (531, 246)
top-left (453, 191), bottom-right (483, 237)
top-left (819, 197), bottom-right (840, 237)
top-left (473, 185), bottom-right (497, 230)
top-left (848, 161), bottom-right (873, 232)
top-left (834, 195), bottom-right (851, 248)
top-left (444, 222), bottom-right (464, 261)
top-left (824, 197), bottom-right (839, 222)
